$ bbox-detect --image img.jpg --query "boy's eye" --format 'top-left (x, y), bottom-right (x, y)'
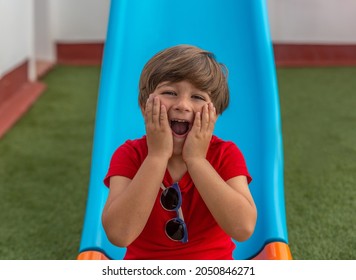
top-left (162, 91), bottom-right (176, 96)
top-left (192, 95), bottom-right (206, 101)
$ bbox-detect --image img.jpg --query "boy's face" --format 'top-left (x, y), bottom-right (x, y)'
top-left (144, 80), bottom-right (215, 143)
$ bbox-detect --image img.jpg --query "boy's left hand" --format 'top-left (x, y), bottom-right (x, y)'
top-left (182, 102), bottom-right (216, 163)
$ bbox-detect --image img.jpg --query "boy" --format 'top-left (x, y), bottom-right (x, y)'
top-left (102, 45), bottom-right (257, 259)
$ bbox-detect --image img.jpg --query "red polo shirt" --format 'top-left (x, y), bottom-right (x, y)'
top-left (104, 135), bottom-right (251, 259)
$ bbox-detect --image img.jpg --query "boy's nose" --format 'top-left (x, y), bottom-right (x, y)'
top-left (173, 97), bottom-right (191, 112)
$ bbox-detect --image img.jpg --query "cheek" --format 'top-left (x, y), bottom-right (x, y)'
top-left (148, 92), bottom-right (167, 105)
top-left (195, 103), bottom-right (206, 113)
top-left (155, 96), bottom-right (170, 109)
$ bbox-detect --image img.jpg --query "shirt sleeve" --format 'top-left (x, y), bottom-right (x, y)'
top-left (103, 140), bottom-right (144, 187)
top-left (217, 142), bottom-right (252, 184)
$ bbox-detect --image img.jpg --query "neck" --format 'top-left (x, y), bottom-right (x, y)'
top-left (168, 155), bottom-right (187, 182)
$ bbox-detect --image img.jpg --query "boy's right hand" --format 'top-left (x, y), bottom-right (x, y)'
top-left (144, 95), bottom-right (173, 160)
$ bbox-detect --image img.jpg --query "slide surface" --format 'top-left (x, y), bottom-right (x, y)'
top-left (79, 0), bottom-right (289, 260)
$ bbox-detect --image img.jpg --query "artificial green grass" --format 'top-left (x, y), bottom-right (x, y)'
top-left (0, 66), bottom-right (100, 259)
top-left (278, 67), bottom-right (356, 259)
top-left (0, 65), bottom-right (355, 259)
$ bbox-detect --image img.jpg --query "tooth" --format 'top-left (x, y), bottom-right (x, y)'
top-left (172, 119), bottom-right (187, 122)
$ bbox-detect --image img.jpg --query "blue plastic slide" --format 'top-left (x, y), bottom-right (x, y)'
top-left (78, 0), bottom-right (292, 260)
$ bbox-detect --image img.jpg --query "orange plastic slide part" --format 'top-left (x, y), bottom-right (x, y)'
top-left (77, 242), bottom-right (292, 260)
top-left (77, 251), bottom-right (109, 260)
top-left (252, 242), bottom-right (292, 260)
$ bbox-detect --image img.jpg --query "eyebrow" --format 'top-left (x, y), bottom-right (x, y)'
top-left (156, 81), bottom-right (211, 97)
top-left (156, 82), bottom-right (172, 89)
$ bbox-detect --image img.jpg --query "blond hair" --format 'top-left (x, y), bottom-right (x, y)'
top-left (138, 45), bottom-right (229, 115)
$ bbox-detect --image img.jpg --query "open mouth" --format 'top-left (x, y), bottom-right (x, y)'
top-left (170, 119), bottom-right (190, 136)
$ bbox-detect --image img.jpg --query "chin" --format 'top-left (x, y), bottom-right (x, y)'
top-left (172, 135), bottom-right (185, 153)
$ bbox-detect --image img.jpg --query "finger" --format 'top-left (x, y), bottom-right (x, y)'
top-left (160, 104), bottom-right (169, 128)
top-left (208, 103), bottom-right (216, 131)
top-left (144, 96), bottom-right (153, 124)
top-left (192, 111), bottom-right (201, 132)
top-left (202, 103), bottom-right (210, 130)
top-left (152, 96), bottom-right (160, 126)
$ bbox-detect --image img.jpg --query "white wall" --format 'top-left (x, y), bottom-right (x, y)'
top-left (34, 0), bottom-right (55, 62)
top-left (0, 0), bottom-right (109, 79)
top-left (1, 0), bottom-right (356, 79)
top-left (0, 0), bottom-right (31, 78)
top-left (50, 0), bottom-right (110, 42)
top-left (51, 0), bottom-right (356, 44)
top-left (268, 0), bottom-right (356, 43)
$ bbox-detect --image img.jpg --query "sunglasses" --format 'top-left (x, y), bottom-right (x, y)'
top-left (160, 182), bottom-right (188, 243)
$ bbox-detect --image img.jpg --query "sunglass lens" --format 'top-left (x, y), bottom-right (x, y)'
top-left (161, 188), bottom-right (179, 210)
top-left (166, 219), bottom-right (185, 241)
